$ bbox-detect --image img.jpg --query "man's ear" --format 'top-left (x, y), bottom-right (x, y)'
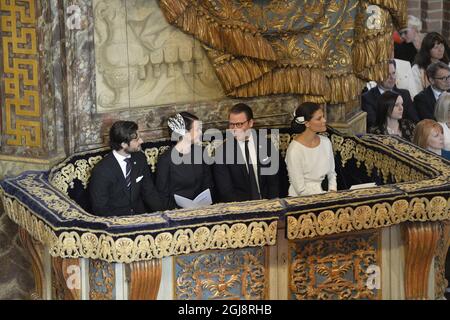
top-left (249, 119), bottom-right (254, 128)
top-left (120, 142), bottom-right (128, 150)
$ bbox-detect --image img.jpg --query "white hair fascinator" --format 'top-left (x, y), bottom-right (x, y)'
top-left (292, 111), bottom-right (306, 125)
top-left (168, 113), bottom-right (186, 136)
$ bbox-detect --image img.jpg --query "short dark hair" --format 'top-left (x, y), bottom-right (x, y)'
top-left (374, 91), bottom-right (402, 129)
top-left (426, 61), bottom-right (450, 80)
top-left (229, 103), bottom-right (254, 121)
top-left (388, 59), bottom-right (396, 69)
top-left (291, 102), bottom-right (322, 134)
top-left (109, 121), bottom-right (139, 151)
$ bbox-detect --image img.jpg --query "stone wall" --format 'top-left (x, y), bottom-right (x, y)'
top-left (407, 0), bottom-right (449, 41)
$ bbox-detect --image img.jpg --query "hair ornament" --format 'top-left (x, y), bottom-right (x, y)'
top-left (168, 113), bottom-right (186, 136)
top-left (294, 116), bottom-right (306, 125)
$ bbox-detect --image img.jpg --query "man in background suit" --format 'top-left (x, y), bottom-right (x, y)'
top-left (89, 121), bottom-right (164, 216)
top-left (361, 59), bottom-right (418, 129)
top-left (213, 103), bottom-right (279, 202)
top-left (414, 61), bottom-right (450, 120)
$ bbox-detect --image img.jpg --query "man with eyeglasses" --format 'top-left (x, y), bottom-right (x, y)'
top-left (414, 61), bottom-right (450, 120)
top-left (213, 103), bottom-right (280, 203)
top-left (89, 120), bottom-right (164, 216)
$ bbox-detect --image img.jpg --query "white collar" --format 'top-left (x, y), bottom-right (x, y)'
top-left (112, 150), bottom-right (131, 162)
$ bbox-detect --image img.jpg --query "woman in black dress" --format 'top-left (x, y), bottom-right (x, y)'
top-left (369, 91), bottom-right (415, 142)
top-left (156, 112), bottom-right (215, 209)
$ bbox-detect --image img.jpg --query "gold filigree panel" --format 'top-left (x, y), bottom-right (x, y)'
top-left (287, 196), bottom-right (450, 240)
top-left (1, 0), bottom-right (41, 147)
top-left (289, 231), bottom-right (380, 300)
top-left (89, 259), bottom-right (114, 300)
top-left (174, 248), bottom-right (268, 300)
top-left (159, 0), bottom-right (407, 103)
top-left (2, 193), bottom-right (277, 263)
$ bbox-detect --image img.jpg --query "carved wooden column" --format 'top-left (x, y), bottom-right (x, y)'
top-left (52, 257), bottom-right (80, 300)
top-left (434, 221), bottom-right (450, 299)
top-left (128, 259), bottom-right (162, 300)
top-left (402, 222), bottom-right (441, 299)
top-left (18, 227), bottom-right (46, 300)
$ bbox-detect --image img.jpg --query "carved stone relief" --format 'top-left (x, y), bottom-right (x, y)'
top-left (93, 0), bottom-right (224, 112)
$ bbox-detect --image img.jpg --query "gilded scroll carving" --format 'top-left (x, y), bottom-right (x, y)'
top-left (175, 248), bottom-right (268, 299)
top-left (159, 0), bottom-right (407, 103)
top-left (289, 232), bottom-right (380, 300)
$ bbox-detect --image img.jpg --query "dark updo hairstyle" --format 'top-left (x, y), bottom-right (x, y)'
top-left (415, 32), bottom-right (450, 69)
top-left (168, 111), bottom-right (199, 141)
top-left (291, 102), bottom-right (322, 134)
top-left (374, 90), bottom-right (402, 130)
top-left (109, 120), bottom-right (139, 151)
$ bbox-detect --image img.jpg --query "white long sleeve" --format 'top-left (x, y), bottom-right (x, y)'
top-left (285, 143), bottom-right (306, 196)
top-left (285, 135), bottom-right (337, 197)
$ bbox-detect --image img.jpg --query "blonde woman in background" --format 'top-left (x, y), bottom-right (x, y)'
top-left (395, 15), bottom-right (423, 65)
top-left (434, 92), bottom-right (450, 151)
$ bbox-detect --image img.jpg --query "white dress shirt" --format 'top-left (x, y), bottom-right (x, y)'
top-left (112, 150), bottom-right (132, 178)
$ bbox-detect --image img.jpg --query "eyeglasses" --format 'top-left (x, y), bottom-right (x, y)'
top-left (434, 75), bottom-right (450, 81)
top-left (228, 120), bottom-right (249, 128)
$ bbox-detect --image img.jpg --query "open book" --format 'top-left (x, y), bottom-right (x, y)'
top-left (349, 182), bottom-right (377, 190)
top-left (174, 188), bottom-right (212, 209)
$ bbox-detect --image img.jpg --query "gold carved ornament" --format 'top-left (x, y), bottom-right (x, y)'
top-left (1, 0), bottom-right (41, 147)
top-left (175, 248), bottom-right (267, 300)
top-left (287, 196), bottom-right (449, 240)
top-left (158, 0), bottom-right (406, 104)
top-left (290, 232), bottom-right (380, 299)
top-left (1, 189), bottom-right (277, 263)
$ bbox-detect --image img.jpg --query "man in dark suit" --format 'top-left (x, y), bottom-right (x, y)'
top-left (414, 61), bottom-right (450, 121)
top-left (213, 103), bottom-right (280, 203)
top-left (89, 121), bottom-right (164, 216)
top-left (361, 59), bottom-right (419, 129)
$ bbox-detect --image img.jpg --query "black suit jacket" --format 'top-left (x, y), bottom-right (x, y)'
top-left (213, 132), bottom-right (280, 203)
top-left (89, 151), bottom-right (164, 216)
top-left (361, 86), bottom-right (419, 128)
top-left (414, 86), bottom-right (437, 121)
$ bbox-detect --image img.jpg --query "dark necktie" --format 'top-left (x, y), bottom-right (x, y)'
top-left (244, 140), bottom-right (261, 200)
top-left (124, 158), bottom-right (132, 189)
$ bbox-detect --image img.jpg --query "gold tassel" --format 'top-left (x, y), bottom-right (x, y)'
top-left (368, 0), bottom-right (407, 29)
top-left (159, 0), bottom-right (277, 61)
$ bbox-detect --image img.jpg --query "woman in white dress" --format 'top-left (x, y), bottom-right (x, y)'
top-left (434, 92), bottom-right (450, 151)
top-left (285, 102), bottom-right (337, 196)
